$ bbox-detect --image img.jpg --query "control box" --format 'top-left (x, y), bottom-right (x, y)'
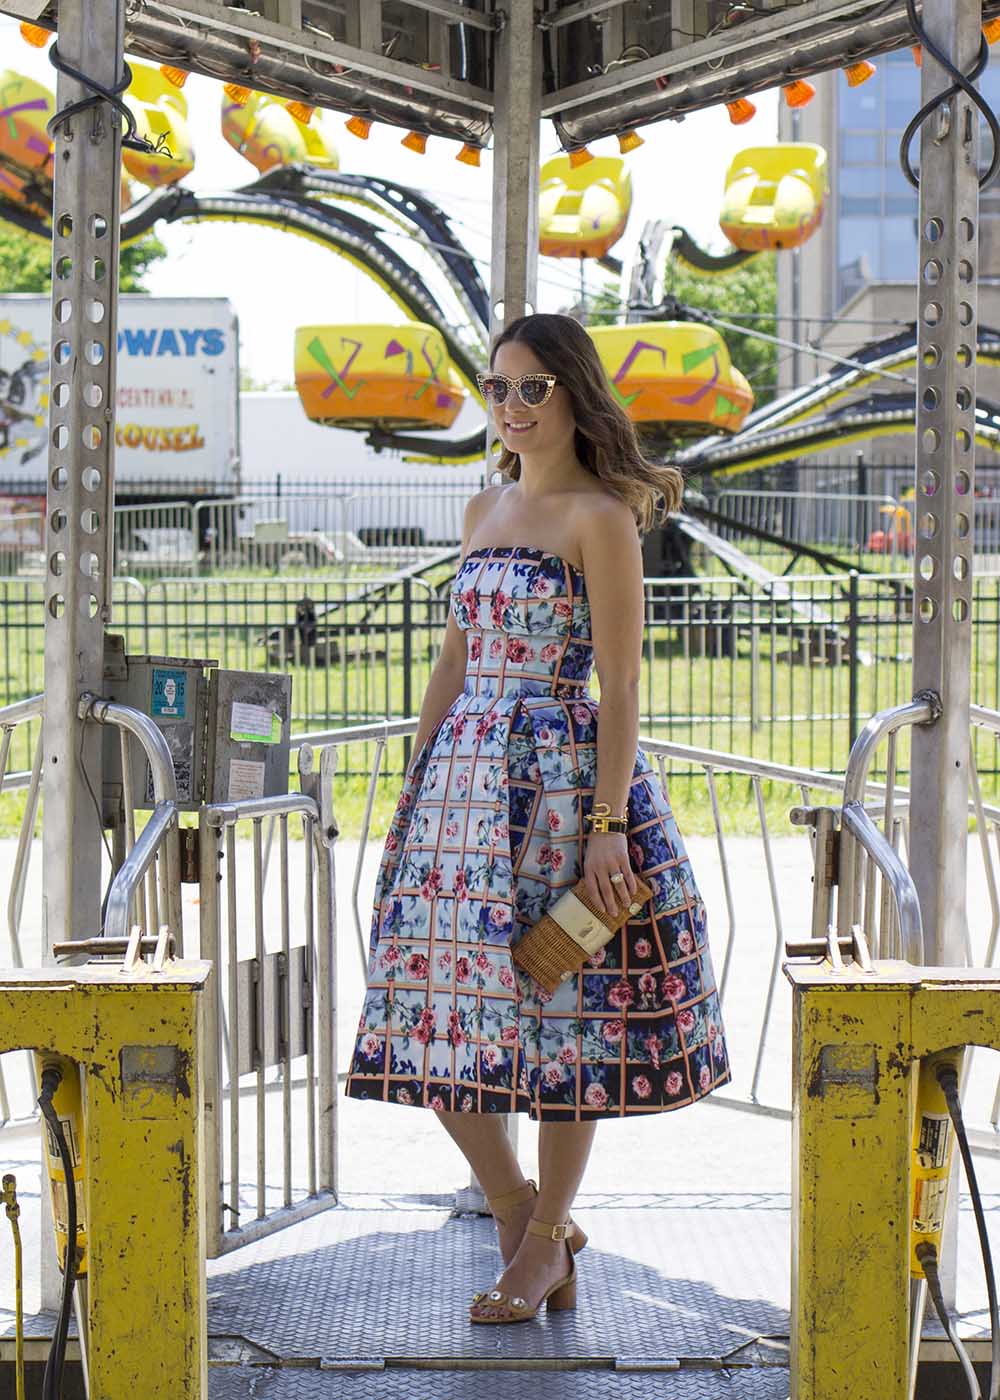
top-left (102, 637), bottom-right (292, 815)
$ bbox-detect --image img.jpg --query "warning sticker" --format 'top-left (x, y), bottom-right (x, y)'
top-left (913, 1176), bottom-right (948, 1234)
top-left (228, 758), bottom-right (266, 802)
top-left (916, 1112), bottom-right (951, 1170)
top-left (44, 1114), bottom-right (82, 1169)
top-left (50, 1178), bottom-right (87, 1242)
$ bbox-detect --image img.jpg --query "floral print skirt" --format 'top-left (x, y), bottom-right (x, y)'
top-left (344, 687), bottom-right (733, 1120)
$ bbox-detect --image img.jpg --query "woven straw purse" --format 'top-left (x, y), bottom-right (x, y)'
top-left (512, 876), bottom-right (654, 994)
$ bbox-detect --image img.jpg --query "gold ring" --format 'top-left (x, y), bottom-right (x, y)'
top-left (610, 873), bottom-right (625, 884)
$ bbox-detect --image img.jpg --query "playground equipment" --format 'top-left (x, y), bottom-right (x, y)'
top-left (295, 322), bottom-right (466, 430)
top-left (867, 502), bottom-right (915, 555)
top-left (537, 152), bottom-right (632, 259)
top-left (589, 321), bottom-right (753, 435)
top-left (121, 62), bottom-right (195, 188)
top-left (719, 143), bottom-right (828, 252)
top-left (222, 88), bottom-right (339, 174)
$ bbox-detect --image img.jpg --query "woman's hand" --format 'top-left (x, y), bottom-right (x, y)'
top-left (584, 834), bottom-right (638, 916)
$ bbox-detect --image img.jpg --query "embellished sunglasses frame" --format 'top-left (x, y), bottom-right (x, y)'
top-left (475, 371), bottom-right (559, 408)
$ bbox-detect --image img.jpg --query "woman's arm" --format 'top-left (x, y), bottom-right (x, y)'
top-left (408, 488), bottom-right (497, 761)
top-left (578, 497), bottom-right (645, 914)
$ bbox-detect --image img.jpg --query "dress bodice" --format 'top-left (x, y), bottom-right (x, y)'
top-left (451, 546), bottom-right (593, 700)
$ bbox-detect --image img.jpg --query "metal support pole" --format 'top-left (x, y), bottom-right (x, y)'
top-left (488, 0), bottom-right (541, 339)
top-left (42, 0), bottom-right (124, 954)
top-left (908, 0), bottom-right (981, 1334)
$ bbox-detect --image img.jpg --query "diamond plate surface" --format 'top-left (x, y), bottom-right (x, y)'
top-left (206, 1193), bottom-right (791, 1364)
top-left (208, 1367), bottom-right (792, 1399)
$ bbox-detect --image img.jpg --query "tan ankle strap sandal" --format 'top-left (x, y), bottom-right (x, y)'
top-left (470, 1214), bottom-right (579, 1325)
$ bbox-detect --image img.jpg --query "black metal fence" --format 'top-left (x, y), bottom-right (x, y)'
top-left (3, 568), bottom-right (1000, 784)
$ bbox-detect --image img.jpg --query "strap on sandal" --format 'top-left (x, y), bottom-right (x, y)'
top-left (487, 1178), bottom-right (537, 1224)
top-left (525, 1216), bottom-right (573, 1243)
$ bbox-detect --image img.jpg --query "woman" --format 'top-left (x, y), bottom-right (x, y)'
top-left (345, 312), bottom-right (732, 1324)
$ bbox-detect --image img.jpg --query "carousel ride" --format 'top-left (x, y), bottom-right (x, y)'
top-left (4, 52), bottom-right (1000, 571)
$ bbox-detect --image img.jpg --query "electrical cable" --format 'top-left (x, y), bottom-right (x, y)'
top-left (937, 1062), bottom-right (1000, 1400)
top-left (46, 45), bottom-right (169, 158)
top-left (37, 1065), bottom-right (77, 1400)
top-left (899, 0), bottom-right (1000, 191)
top-left (918, 1242), bottom-right (983, 1400)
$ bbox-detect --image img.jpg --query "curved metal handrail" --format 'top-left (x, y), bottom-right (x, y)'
top-left (837, 693), bottom-right (940, 949)
top-left (80, 695), bottom-right (178, 803)
top-left (841, 802), bottom-right (924, 963)
top-left (0, 695), bottom-right (45, 729)
top-left (103, 801), bottom-right (178, 942)
top-left (80, 695), bottom-right (182, 945)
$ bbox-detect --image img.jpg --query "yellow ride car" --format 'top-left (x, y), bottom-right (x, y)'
top-left (295, 323), bottom-right (467, 430)
top-left (588, 322), bottom-right (753, 434)
top-left (719, 143), bottom-right (828, 252)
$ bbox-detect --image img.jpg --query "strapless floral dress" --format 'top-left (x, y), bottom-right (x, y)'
top-left (344, 545), bottom-right (732, 1120)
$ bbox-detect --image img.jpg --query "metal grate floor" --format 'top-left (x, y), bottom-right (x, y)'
top-left (206, 1193), bottom-right (791, 1367)
top-left (207, 1368), bottom-right (792, 1399)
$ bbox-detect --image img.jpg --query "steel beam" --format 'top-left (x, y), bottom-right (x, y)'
top-left (488, 0), bottom-right (541, 335)
top-left (133, 0), bottom-right (493, 110)
top-left (42, 0), bottom-right (124, 952)
top-left (908, 0), bottom-right (982, 1339)
top-left (910, 1), bottom-right (979, 975)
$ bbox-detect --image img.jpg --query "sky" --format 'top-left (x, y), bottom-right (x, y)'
top-left (2, 17), bottom-right (778, 388)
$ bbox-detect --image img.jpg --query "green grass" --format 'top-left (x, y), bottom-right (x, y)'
top-left (3, 566), bottom-right (1000, 839)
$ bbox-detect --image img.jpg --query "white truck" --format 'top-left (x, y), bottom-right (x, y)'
top-left (0, 293), bottom-right (240, 510)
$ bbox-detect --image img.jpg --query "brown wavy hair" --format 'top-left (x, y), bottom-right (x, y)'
top-left (489, 313), bottom-right (683, 530)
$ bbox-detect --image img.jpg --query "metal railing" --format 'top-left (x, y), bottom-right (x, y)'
top-left (0, 694), bottom-right (44, 1126)
top-left (713, 488), bottom-right (908, 570)
top-left (198, 744), bottom-right (337, 1255)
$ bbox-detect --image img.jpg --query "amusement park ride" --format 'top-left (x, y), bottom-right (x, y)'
top-left (2, 0), bottom-right (1000, 1395)
top-left (5, 55), bottom-right (1000, 511)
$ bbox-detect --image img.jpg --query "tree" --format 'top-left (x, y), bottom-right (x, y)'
top-left (587, 252), bottom-right (779, 407)
top-left (0, 221), bottom-right (168, 292)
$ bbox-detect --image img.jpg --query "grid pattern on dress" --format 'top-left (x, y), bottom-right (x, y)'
top-left (344, 546), bottom-right (732, 1121)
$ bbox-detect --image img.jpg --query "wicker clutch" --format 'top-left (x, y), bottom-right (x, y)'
top-left (512, 876), bottom-right (654, 994)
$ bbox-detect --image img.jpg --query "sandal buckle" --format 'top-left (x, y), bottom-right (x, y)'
top-left (550, 1223), bottom-right (569, 1241)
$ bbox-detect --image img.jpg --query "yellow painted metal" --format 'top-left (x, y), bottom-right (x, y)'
top-left (0, 70), bottom-right (55, 218)
top-left (909, 1047), bottom-right (962, 1278)
top-left (37, 1053), bottom-right (89, 1277)
top-left (0, 962), bottom-right (211, 1399)
top-left (787, 959), bottom-right (1000, 1399)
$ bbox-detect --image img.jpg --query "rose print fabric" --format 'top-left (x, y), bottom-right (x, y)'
top-left (344, 545), bottom-right (732, 1120)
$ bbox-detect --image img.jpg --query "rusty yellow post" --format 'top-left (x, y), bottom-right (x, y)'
top-left (0, 962), bottom-right (210, 1400)
top-left (788, 959), bottom-right (1000, 1400)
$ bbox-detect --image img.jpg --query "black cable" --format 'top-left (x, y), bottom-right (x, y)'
top-left (46, 46), bottom-right (166, 158)
top-left (937, 1063), bottom-right (1000, 1400)
top-left (899, 0), bottom-right (1000, 191)
top-left (37, 1066), bottom-right (77, 1400)
top-left (917, 1242), bottom-right (982, 1399)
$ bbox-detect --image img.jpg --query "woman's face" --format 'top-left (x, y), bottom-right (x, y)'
top-left (490, 340), bottom-right (577, 460)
